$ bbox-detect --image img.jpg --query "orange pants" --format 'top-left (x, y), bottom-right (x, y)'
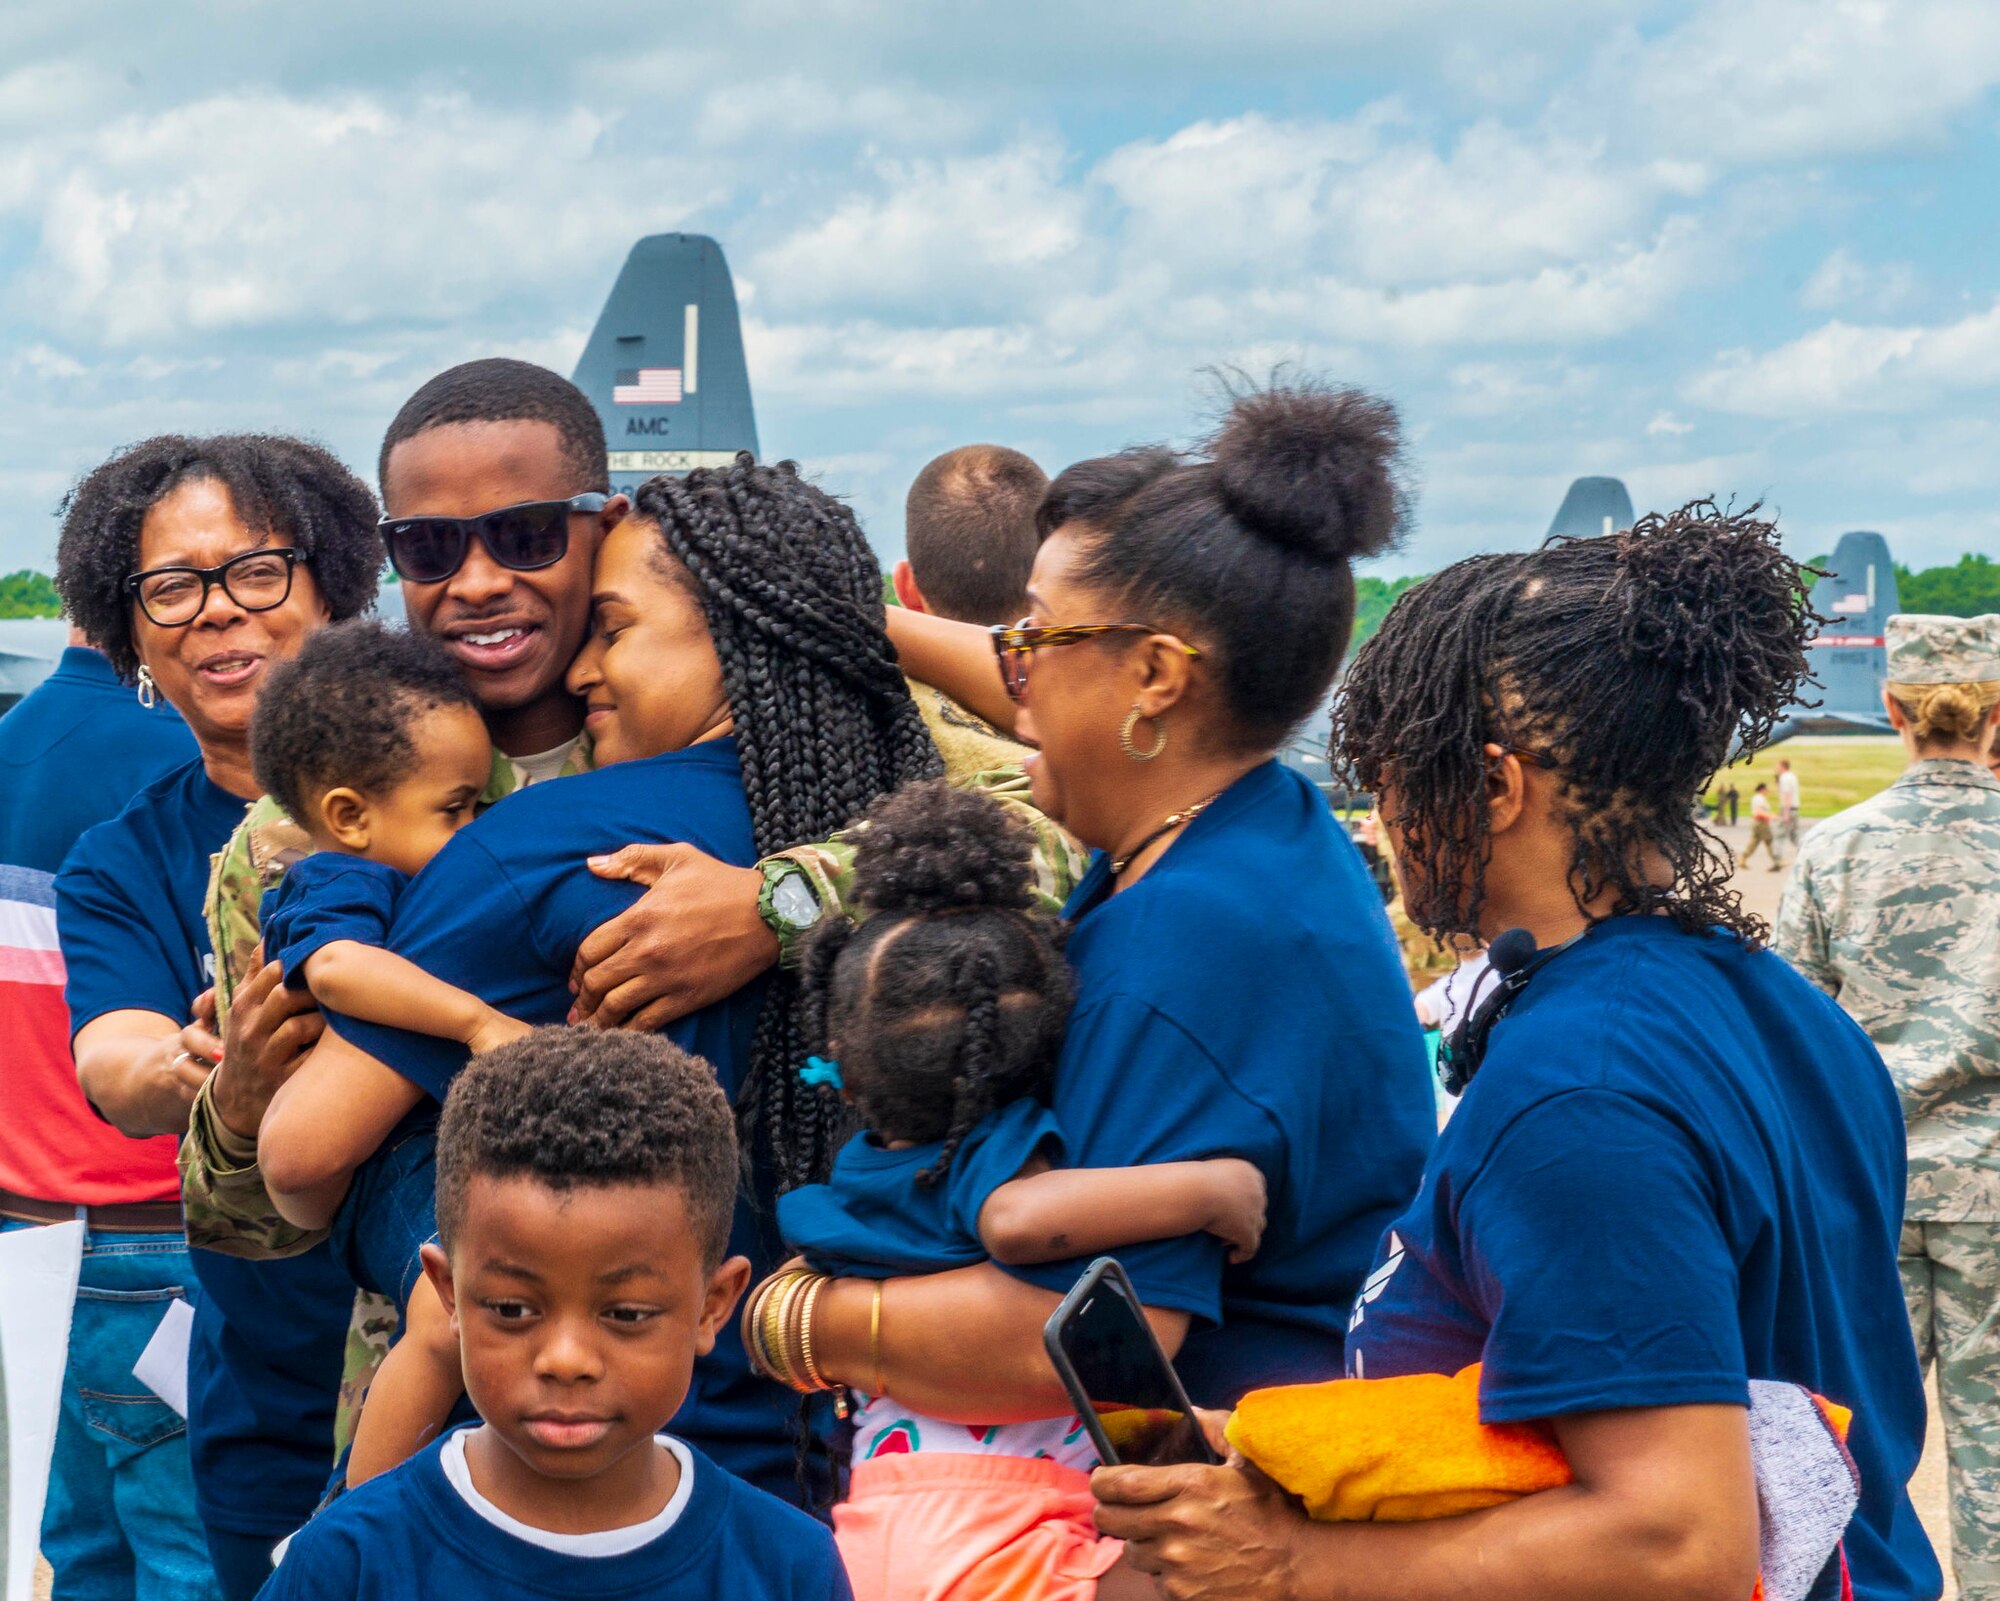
top-left (834, 1453), bottom-right (1124, 1601)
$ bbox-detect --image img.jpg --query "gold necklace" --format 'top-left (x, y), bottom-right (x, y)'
top-left (1110, 792), bottom-right (1222, 876)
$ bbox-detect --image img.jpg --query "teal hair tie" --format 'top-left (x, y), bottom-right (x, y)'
top-left (801, 1055), bottom-right (844, 1090)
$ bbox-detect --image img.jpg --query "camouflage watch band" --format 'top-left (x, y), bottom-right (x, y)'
top-left (756, 857), bottom-right (826, 967)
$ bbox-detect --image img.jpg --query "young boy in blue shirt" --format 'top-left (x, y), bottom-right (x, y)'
top-left (259, 1028), bottom-right (850, 1600)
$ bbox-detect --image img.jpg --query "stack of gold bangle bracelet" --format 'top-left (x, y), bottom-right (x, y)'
top-left (741, 1270), bottom-right (887, 1413)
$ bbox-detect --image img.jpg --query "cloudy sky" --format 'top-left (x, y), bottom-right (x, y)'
top-left (4, 0), bottom-right (2000, 577)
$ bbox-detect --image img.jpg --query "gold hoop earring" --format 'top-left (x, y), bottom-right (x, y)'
top-left (1119, 706), bottom-right (1166, 761)
top-left (135, 666), bottom-right (158, 710)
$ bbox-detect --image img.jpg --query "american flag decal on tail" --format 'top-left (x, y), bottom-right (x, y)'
top-left (613, 368), bottom-right (683, 405)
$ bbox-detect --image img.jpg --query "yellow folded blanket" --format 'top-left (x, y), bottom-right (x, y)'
top-left (1226, 1364), bottom-right (1570, 1522)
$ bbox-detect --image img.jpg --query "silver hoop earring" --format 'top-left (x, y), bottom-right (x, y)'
top-left (1119, 706), bottom-right (1166, 761)
top-left (135, 666), bottom-right (158, 710)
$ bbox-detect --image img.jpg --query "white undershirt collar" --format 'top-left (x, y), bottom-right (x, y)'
top-left (439, 1429), bottom-right (694, 1557)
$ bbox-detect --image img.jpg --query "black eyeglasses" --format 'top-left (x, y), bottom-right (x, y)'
top-left (125, 548), bottom-right (303, 628)
top-left (379, 494), bottom-right (608, 585)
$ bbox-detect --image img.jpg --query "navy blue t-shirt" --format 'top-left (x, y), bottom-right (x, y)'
top-left (262, 853), bottom-right (406, 991)
top-left (258, 1431), bottom-right (852, 1601)
top-left (0, 646), bottom-right (194, 871)
top-left (58, 757), bottom-right (355, 1537)
top-left (781, 1098), bottom-right (1065, 1278)
top-left (1003, 759), bottom-right (1437, 1405)
top-left (323, 739), bottom-right (797, 1497)
top-left (1344, 916), bottom-right (1938, 1601)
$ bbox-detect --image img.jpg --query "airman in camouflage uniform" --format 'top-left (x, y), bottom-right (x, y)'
top-left (1773, 612), bottom-right (2000, 1598)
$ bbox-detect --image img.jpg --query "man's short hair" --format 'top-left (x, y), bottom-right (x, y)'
top-left (903, 445), bottom-right (1048, 625)
top-left (380, 359), bottom-right (609, 495)
top-left (434, 1029), bottom-right (739, 1268)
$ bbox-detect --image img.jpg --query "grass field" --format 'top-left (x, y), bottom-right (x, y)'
top-left (1708, 735), bottom-right (1907, 820)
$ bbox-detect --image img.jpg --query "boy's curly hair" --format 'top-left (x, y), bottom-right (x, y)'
top-left (435, 1028), bottom-right (739, 1268)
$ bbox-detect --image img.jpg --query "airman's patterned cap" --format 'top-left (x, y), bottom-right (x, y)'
top-left (1885, 613), bottom-right (2000, 684)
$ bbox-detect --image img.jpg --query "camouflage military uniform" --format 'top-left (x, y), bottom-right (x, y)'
top-left (767, 684), bottom-right (1088, 952)
top-left (1775, 749), bottom-right (2000, 1595)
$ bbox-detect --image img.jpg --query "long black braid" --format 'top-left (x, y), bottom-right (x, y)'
top-left (796, 781), bottom-right (1073, 1188)
top-left (634, 455), bottom-right (944, 1189)
top-left (1333, 499), bottom-right (1817, 946)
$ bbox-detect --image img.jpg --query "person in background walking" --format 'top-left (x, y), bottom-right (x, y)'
top-left (1776, 756), bottom-right (1802, 851)
top-left (1775, 612), bottom-right (2000, 1601)
top-left (1727, 781), bottom-right (1740, 825)
top-left (0, 626), bottom-right (210, 1600)
top-left (1741, 781), bottom-right (1781, 869)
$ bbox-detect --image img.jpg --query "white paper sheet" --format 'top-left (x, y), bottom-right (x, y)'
top-left (132, 1296), bottom-right (193, 1420)
top-left (0, 1219), bottom-right (83, 1601)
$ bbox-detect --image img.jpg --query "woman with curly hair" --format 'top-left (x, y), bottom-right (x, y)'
top-left (1092, 505), bottom-right (1938, 1601)
top-left (50, 433), bottom-right (384, 1597)
top-left (255, 455), bottom-right (940, 1505)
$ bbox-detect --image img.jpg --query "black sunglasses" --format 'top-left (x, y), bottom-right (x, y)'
top-left (380, 494), bottom-right (608, 585)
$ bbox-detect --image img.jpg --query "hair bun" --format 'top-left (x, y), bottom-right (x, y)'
top-left (850, 780), bottom-right (1037, 914)
top-left (1211, 382), bottom-right (1408, 563)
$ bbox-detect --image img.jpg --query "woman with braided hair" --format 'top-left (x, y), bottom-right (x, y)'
top-left (627, 458), bottom-right (943, 1191)
top-left (1090, 504), bottom-right (1937, 1601)
top-left (258, 454), bottom-right (939, 1506)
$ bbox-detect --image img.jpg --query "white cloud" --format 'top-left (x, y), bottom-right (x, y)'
top-left (1687, 301), bottom-right (2000, 416)
top-left (1799, 247), bottom-right (1915, 312)
top-left (5, 92), bottom-right (716, 345)
top-left (1646, 411), bottom-right (1694, 436)
top-left (1619, 0), bottom-right (2000, 165)
top-left (750, 142), bottom-right (1087, 316)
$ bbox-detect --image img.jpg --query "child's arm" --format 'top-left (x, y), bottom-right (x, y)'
top-left (298, 941), bottom-right (531, 1054)
top-left (346, 1275), bottom-right (465, 1487)
top-left (978, 1155), bottom-right (1268, 1266)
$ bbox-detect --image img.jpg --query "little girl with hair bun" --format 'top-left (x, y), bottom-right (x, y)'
top-left (752, 779), bottom-right (1266, 1601)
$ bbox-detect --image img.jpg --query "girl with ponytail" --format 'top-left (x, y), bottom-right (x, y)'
top-left (795, 382), bottom-right (1437, 1516)
top-left (1093, 505), bottom-right (1937, 1599)
top-left (753, 780), bottom-right (1266, 1599)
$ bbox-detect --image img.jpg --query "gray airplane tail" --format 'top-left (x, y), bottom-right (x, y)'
top-left (572, 234), bottom-right (759, 495)
top-left (1545, 476), bottom-right (1635, 541)
top-left (1772, 530), bottom-right (1898, 739)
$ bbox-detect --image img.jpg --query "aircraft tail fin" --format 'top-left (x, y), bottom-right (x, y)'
top-left (572, 234), bottom-right (759, 493)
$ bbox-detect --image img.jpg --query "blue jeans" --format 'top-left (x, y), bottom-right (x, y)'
top-left (326, 1123), bottom-right (436, 1311)
top-left (0, 1221), bottom-right (220, 1601)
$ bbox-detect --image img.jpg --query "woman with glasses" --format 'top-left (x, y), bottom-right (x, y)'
top-left (787, 384), bottom-right (1435, 1433)
top-left (1090, 506), bottom-right (1937, 1601)
top-left (51, 433), bottom-right (384, 1599)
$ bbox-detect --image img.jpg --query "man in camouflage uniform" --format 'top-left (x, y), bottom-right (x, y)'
top-left (1773, 612), bottom-right (2000, 1598)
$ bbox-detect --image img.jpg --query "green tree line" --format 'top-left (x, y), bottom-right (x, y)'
top-left (0, 570), bottom-right (60, 618)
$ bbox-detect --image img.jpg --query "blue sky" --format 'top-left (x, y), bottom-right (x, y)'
top-left (4, 0), bottom-right (2000, 577)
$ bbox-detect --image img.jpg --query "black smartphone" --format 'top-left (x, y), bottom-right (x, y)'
top-left (1043, 1257), bottom-right (1221, 1468)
